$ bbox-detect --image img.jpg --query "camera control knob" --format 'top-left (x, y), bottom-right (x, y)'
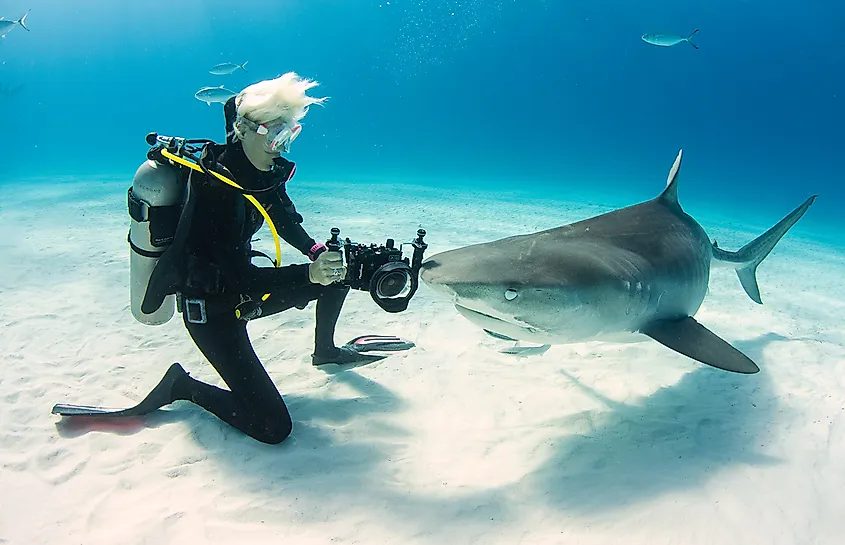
top-left (327, 227), bottom-right (342, 252)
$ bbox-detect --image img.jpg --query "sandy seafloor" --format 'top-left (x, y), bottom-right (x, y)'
top-left (0, 175), bottom-right (843, 545)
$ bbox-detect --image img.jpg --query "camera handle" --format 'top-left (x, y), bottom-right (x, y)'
top-left (325, 227), bottom-right (348, 285)
top-left (409, 229), bottom-right (428, 275)
top-left (327, 227), bottom-right (342, 253)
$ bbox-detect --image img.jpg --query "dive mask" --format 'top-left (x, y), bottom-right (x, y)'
top-left (240, 117), bottom-right (302, 153)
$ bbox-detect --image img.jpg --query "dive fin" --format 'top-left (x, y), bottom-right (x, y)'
top-left (712, 195), bottom-right (816, 304)
top-left (52, 363), bottom-right (187, 417)
top-left (641, 317), bottom-right (759, 374)
top-left (312, 346), bottom-right (388, 367)
top-left (344, 335), bottom-right (415, 353)
top-left (52, 404), bottom-right (143, 417)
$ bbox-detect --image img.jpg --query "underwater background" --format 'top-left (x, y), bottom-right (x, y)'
top-left (2, 4), bottom-right (845, 543)
top-left (0, 0), bottom-right (841, 242)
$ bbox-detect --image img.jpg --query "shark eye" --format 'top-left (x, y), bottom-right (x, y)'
top-left (504, 288), bottom-right (519, 301)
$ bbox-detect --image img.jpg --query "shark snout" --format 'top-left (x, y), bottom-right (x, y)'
top-left (419, 255), bottom-right (456, 286)
top-left (421, 254), bottom-right (509, 315)
top-left (419, 257), bottom-right (457, 298)
top-left (419, 257), bottom-right (440, 276)
top-left (421, 250), bottom-right (553, 339)
top-left (419, 247), bottom-right (484, 285)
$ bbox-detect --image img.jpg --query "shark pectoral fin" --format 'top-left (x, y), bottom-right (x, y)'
top-left (641, 317), bottom-right (760, 374)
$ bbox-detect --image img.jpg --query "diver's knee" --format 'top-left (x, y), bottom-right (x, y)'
top-left (254, 405), bottom-right (293, 444)
top-left (259, 417), bottom-right (293, 445)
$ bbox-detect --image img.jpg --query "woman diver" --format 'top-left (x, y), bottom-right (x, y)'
top-left (64, 73), bottom-right (410, 444)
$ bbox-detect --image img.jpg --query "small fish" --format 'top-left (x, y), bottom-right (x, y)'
top-left (641, 29), bottom-right (699, 49)
top-left (0, 10), bottom-right (30, 38)
top-left (209, 61), bottom-right (249, 75)
top-left (194, 85), bottom-right (237, 106)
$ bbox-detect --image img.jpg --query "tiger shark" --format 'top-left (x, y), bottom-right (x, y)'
top-left (419, 150), bottom-right (816, 374)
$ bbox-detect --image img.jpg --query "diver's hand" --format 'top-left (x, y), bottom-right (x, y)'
top-left (308, 251), bottom-right (346, 285)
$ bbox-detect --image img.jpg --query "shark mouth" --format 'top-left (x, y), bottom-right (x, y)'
top-left (453, 304), bottom-right (538, 333)
top-left (455, 304), bottom-right (501, 321)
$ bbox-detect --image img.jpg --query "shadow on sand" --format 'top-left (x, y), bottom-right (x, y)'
top-left (54, 332), bottom-right (790, 534)
top-left (182, 333), bottom-right (791, 534)
top-left (193, 368), bottom-right (411, 481)
top-left (192, 367), bottom-right (518, 530)
top-left (515, 332), bottom-right (788, 513)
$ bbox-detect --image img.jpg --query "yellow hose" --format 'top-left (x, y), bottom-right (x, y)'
top-left (159, 147), bottom-right (279, 306)
top-left (159, 148), bottom-right (282, 269)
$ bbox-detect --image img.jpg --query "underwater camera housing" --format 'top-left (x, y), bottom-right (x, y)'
top-left (326, 227), bottom-right (428, 313)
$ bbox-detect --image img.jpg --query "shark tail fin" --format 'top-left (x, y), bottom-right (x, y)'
top-left (686, 29), bottom-right (698, 49)
top-left (658, 149), bottom-right (683, 206)
top-left (241, 61), bottom-right (249, 72)
top-left (712, 195), bottom-right (816, 304)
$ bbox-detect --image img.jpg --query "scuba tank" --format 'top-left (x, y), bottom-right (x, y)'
top-left (127, 159), bottom-right (185, 325)
top-left (126, 131), bottom-right (285, 326)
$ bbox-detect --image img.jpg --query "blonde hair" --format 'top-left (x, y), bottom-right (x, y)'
top-left (232, 72), bottom-right (327, 140)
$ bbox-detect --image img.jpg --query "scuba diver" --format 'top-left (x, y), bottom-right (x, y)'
top-left (54, 73), bottom-right (417, 444)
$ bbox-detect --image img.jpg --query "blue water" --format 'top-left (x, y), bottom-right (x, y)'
top-left (0, 0), bottom-right (841, 241)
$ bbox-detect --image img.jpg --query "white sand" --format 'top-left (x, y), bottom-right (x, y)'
top-left (1, 177), bottom-right (843, 545)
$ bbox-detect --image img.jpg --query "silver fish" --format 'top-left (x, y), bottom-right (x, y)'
top-left (194, 85), bottom-right (237, 106)
top-left (209, 61), bottom-right (249, 75)
top-left (0, 10), bottom-right (30, 38)
top-left (641, 29), bottom-right (699, 49)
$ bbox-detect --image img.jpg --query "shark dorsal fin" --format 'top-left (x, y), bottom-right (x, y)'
top-left (658, 149), bottom-right (683, 206)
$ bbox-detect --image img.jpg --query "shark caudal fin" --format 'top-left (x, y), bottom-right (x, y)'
top-left (712, 195), bottom-right (817, 304)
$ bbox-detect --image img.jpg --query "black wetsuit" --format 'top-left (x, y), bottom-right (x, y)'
top-left (163, 141), bottom-right (350, 444)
